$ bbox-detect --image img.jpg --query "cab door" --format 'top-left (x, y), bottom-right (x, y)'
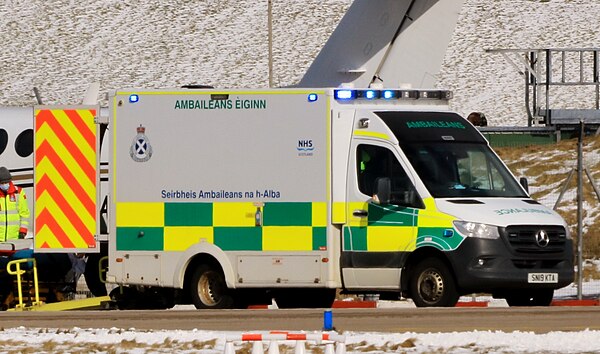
top-left (341, 140), bottom-right (424, 290)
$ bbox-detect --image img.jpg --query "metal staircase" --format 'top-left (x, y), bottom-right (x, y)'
top-left (487, 48), bottom-right (600, 127)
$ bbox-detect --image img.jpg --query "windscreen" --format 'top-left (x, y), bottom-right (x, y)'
top-left (376, 111), bottom-right (528, 198)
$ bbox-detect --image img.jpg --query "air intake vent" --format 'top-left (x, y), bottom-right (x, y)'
top-left (448, 199), bottom-right (484, 204)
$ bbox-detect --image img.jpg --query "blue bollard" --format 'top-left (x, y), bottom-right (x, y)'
top-left (323, 309), bottom-right (333, 330)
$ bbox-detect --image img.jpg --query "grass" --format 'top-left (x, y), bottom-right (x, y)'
top-left (0, 336), bottom-right (226, 353)
top-left (495, 136), bottom-right (600, 259)
top-left (573, 259), bottom-right (600, 281)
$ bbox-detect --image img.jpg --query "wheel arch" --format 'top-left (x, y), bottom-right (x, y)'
top-left (173, 242), bottom-right (235, 290)
top-left (401, 246), bottom-right (458, 293)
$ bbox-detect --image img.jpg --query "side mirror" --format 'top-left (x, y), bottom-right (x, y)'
top-left (374, 177), bottom-right (391, 205)
top-left (519, 177), bottom-right (529, 193)
top-left (403, 190), bottom-right (416, 206)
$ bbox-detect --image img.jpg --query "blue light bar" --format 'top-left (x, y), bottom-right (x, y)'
top-left (356, 90), bottom-right (380, 99)
top-left (382, 90), bottom-right (396, 99)
top-left (334, 89), bottom-right (356, 100)
top-left (332, 89), bottom-right (452, 102)
top-left (307, 93), bottom-right (318, 102)
top-left (129, 94), bottom-right (139, 103)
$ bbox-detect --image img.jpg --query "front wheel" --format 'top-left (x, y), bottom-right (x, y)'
top-left (409, 257), bottom-right (459, 307)
top-left (189, 264), bottom-right (234, 309)
top-left (505, 289), bottom-right (554, 306)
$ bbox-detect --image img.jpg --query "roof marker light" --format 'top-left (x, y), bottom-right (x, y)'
top-left (129, 94), bottom-right (139, 103)
top-left (334, 89), bottom-right (356, 100)
top-left (307, 93), bottom-right (318, 102)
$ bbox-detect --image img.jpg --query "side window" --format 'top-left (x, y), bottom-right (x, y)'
top-left (0, 129), bottom-right (8, 155)
top-left (457, 151), bottom-right (506, 191)
top-left (356, 144), bottom-right (423, 208)
top-left (15, 129), bottom-right (33, 158)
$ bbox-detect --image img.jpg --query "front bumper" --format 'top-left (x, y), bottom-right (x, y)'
top-left (447, 236), bottom-right (574, 294)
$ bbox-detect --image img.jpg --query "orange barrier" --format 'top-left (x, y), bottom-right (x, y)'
top-left (551, 299), bottom-right (600, 306)
top-left (224, 332), bottom-right (346, 354)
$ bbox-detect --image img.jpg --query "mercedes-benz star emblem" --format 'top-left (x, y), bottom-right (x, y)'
top-left (535, 230), bottom-right (550, 247)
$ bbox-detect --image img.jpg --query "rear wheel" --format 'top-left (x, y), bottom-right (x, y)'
top-left (84, 242), bottom-right (108, 297)
top-left (505, 289), bottom-right (554, 306)
top-left (189, 264), bottom-right (234, 309)
top-left (409, 257), bottom-right (459, 307)
top-left (109, 286), bottom-right (138, 309)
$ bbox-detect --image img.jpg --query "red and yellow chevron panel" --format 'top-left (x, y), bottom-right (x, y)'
top-left (34, 108), bottom-right (98, 251)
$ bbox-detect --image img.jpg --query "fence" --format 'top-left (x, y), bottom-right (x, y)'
top-left (494, 123), bottom-right (600, 299)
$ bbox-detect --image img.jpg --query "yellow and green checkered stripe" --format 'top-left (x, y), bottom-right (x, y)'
top-left (115, 201), bottom-right (327, 252)
top-left (343, 200), bottom-right (464, 252)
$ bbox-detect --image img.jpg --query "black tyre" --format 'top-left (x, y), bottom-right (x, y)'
top-left (84, 246), bottom-right (108, 297)
top-left (109, 286), bottom-right (137, 310)
top-left (189, 264), bottom-right (234, 309)
top-left (409, 257), bottom-right (459, 307)
top-left (274, 289), bottom-right (337, 309)
top-left (84, 254), bottom-right (107, 296)
top-left (109, 286), bottom-right (175, 310)
top-left (505, 289), bottom-right (554, 306)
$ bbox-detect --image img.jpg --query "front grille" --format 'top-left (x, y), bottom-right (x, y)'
top-left (511, 259), bottom-right (562, 269)
top-left (503, 225), bottom-right (567, 254)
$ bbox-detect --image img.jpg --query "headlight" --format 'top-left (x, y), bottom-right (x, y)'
top-left (453, 220), bottom-right (500, 239)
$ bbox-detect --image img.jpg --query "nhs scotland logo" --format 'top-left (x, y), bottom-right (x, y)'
top-left (297, 139), bottom-right (314, 157)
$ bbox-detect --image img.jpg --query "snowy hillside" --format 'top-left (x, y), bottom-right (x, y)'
top-left (0, 0), bottom-right (350, 105)
top-left (1, 0), bottom-right (599, 126)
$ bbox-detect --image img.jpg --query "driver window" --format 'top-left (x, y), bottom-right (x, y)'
top-left (457, 151), bottom-right (506, 191)
top-left (356, 144), bottom-right (423, 208)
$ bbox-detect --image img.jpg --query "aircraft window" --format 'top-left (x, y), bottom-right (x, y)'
top-left (0, 129), bottom-right (7, 155)
top-left (15, 129), bottom-right (33, 158)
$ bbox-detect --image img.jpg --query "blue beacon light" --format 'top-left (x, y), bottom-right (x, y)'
top-left (382, 90), bottom-right (395, 99)
top-left (307, 93), bottom-right (318, 102)
top-left (334, 89), bottom-right (355, 100)
top-left (129, 94), bottom-right (140, 103)
top-left (365, 90), bottom-right (377, 99)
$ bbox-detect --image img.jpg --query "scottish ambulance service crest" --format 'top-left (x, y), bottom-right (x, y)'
top-left (130, 125), bottom-right (153, 162)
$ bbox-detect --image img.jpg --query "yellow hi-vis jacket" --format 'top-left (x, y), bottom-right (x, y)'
top-left (0, 182), bottom-right (30, 242)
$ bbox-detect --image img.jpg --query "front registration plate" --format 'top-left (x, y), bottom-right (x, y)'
top-left (528, 273), bottom-right (558, 283)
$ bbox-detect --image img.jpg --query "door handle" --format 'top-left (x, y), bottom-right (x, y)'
top-left (353, 209), bottom-right (368, 217)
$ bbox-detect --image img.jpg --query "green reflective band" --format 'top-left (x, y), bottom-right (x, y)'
top-left (367, 203), bottom-right (417, 226)
top-left (164, 202), bottom-right (212, 226)
top-left (347, 227), bottom-right (367, 251)
top-left (263, 202), bottom-right (312, 226)
top-left (312, 227), bottom-right (327, 250)
top-left (117, 227), bottom-right (164, 251)
top-left (416, 227), bottom-right (464, 250)
top-left (214, 227), bottom-right (262, 251)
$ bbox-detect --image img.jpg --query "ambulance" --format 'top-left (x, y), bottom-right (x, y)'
top-left (35, 87), bottom-right (574, 308)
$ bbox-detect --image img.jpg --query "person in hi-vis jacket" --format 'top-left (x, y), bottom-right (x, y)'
top-left (0, 166), bottom-right (29, 242)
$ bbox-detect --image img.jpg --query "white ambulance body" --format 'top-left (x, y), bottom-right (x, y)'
top-left (102, 87), bottom-right (572, 308)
